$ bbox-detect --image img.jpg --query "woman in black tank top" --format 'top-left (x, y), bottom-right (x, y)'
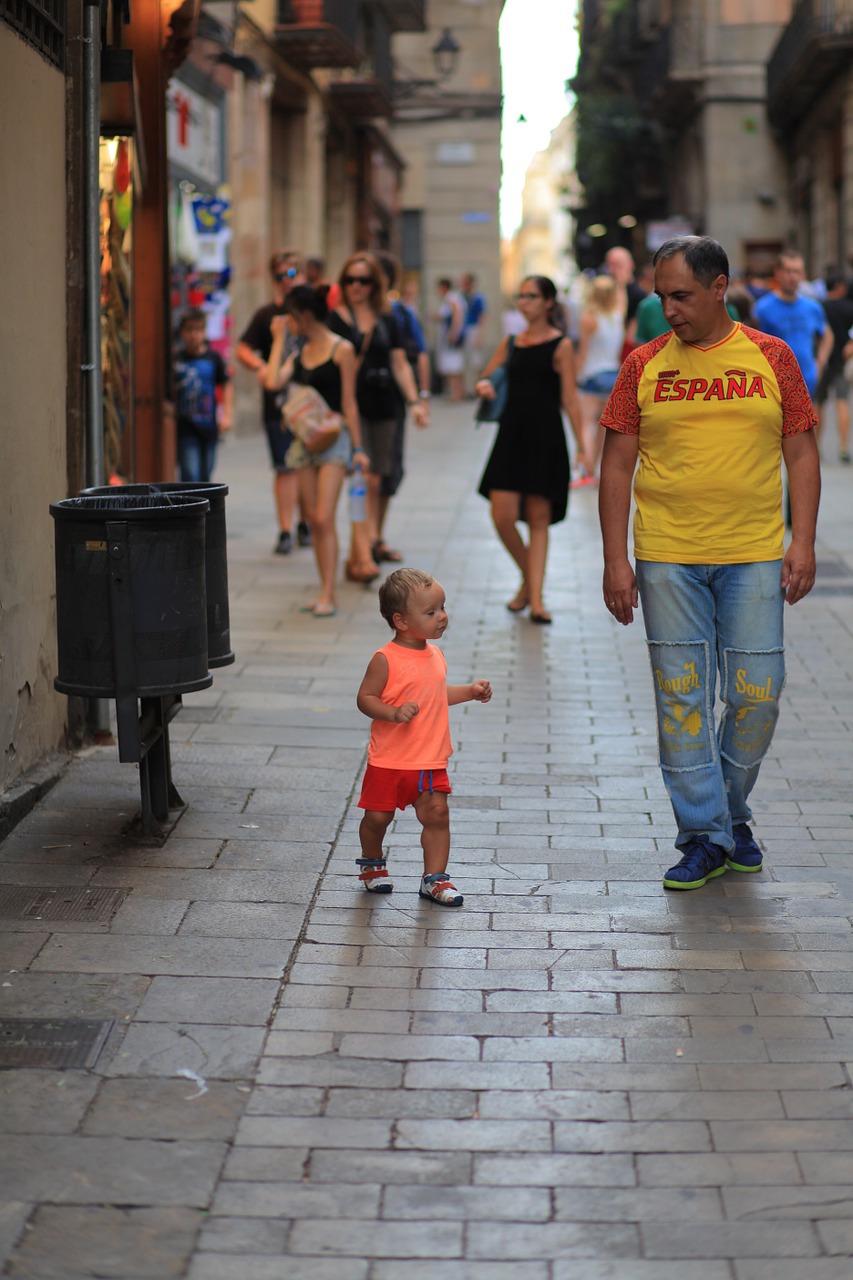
top-left (264, 286), bottom-right (368, 616)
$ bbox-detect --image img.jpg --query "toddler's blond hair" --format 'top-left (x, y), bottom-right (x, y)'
top-left (378, 568), bottom-right (436, 629)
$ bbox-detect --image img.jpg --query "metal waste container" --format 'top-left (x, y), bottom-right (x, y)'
top-left (50, 492), bottom-right (212, 698)
top-left (82, 481), bottom-right (234, 668)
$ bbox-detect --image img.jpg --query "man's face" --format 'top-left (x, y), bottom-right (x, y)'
top-left (775, 256), bottom-right (804, 300)
top-left (272, 259), bottom-right (302, 298)
top-left (605, 248), bottom-right (633, 285)
top-left (655, 254), bottom-right (728, 345)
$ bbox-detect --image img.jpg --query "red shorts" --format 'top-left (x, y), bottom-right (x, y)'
top-left (358, 765), bottom-right (452, 812)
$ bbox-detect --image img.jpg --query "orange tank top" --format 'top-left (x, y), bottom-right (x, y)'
top-left (368, 640), bottom-right (452, 769)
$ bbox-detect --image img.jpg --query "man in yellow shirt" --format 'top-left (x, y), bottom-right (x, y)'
top-left (598, 236), bottom-right (821, 890)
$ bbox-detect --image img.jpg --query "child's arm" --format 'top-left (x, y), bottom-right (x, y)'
top-left (218, 373), bottom-right (234, 433)
top-left (357, 652), bottom-right (419, 723)
top-left (447, 680), bottom-right (492, 706)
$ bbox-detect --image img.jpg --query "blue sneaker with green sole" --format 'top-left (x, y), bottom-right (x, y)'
top-left (663, 837), bottom-right (728, 890)
top-left (726, 822), bottom-right (763, 873)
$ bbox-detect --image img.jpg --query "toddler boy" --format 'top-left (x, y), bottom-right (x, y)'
top-left (355, 568), bottom-right (491, 906)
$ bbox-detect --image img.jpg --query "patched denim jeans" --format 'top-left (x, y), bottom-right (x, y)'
top-left (635, 560), bottom-right (786, 853)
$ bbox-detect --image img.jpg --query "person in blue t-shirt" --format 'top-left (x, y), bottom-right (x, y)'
top-left (461, 272), bottom-right (488, 396)
top-left (174, 308), bottom-right (232, 482)
top-left (753, 251), bottom-right (833, 398)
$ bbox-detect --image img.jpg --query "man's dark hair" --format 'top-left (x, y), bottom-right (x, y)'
top-left (375, 250), bottom-right (399, 289)
top-left (652, 235), bottom-right (730, 287)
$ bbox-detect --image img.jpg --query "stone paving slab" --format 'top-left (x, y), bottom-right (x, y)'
top-left (2, 409), bottom-right (853, 1275)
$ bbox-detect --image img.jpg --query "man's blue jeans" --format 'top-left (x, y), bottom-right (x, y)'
top-left (635, 560), bottom-right (786, 853)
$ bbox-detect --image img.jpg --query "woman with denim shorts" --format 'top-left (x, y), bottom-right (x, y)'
top-left (573, 274), bottom-right (625, 485)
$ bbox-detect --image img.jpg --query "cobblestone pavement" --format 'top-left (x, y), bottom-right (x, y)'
top-left (2, 401), bottom-right (853, 1279)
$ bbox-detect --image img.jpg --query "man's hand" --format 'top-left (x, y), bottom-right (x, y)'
top-left (470, 680), bottom-right (492, 703)
top-left (603, 559), bottom-right (639, 626)
top-left (411, 401), bottom-right (429, 429)
top-left (781, 537), bottom-right (816, 604)
top-left (394, 701), bottom-right (419, 723)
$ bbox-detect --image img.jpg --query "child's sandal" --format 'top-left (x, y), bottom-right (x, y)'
top-left (357, 857), bottom-right (394, 894)
top-left (419, 872), bottom-right (463, 907)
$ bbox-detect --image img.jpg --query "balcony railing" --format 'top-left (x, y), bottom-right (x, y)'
top-left (767, 0), bottom-right (853, 128)
top-left (379, 0), bottom-right (427, 32)
top-left (276, 0), bottom-right (362, 69)
top-left (327, 11), bottom-right (393, 119)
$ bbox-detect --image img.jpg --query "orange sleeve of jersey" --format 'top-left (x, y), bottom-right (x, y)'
top-left (599, 331), bottom-right (671, 435)
top-left (740, 326), bottom-right (818, 437)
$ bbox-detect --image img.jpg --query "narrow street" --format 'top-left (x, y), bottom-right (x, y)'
top-left (2, 399), bottom-right (853, 1279)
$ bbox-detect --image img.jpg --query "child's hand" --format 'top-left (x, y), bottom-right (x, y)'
top-left (471, 680), bottom-right (491, 703)
top-left (394, 701), bottom-right (419, 723)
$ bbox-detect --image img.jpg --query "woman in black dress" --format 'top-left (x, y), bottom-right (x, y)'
top-left (476, 276), bottom-right (586, 623)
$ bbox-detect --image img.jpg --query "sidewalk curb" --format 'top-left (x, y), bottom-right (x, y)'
top-left (0, 753), bottom-right (68, 844)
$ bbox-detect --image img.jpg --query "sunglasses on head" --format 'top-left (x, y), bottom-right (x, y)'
top-left (274, 267), bottom-right (298, 281)
top-left (343, 274), bottom-right (372, 286)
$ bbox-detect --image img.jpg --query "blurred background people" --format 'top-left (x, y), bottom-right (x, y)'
top-left (435, 277), bottom-right (466, 402)
top-left (236, 250), bottom-right (310, 555)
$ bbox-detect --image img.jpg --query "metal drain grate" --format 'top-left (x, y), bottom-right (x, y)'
top-left (0, 1018), bottom-right (114, 1070)
top-left (0, 885), bottom-right (129, 922)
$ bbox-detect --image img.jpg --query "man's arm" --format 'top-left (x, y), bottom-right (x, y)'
top-left (599, 428), bottom-right (640, 625)
top-left (815, 323), bottom-right (834, 377)
top-left (781, 429), bottom-right (821, 604)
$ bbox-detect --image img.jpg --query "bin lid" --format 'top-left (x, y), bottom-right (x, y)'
top-left (50, 493), bottom-right (210, 520)
top-left (81, 481), bottom-right (229, 499)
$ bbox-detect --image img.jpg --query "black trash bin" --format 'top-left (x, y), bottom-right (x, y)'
top-left (50, 492), bottom-right (212, 698)
top-left (82, 481), bottom-right (234, 668)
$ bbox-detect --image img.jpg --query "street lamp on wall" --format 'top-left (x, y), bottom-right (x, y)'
top-left (431, 27), bottom-right (460, 81)
top-left (393, 27), bottom-right (462, 98)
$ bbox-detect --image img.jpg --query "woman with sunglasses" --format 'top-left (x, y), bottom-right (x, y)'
top-left (236, 251), bottom-right (311, 555)
top-left (328, 253), bottom-right (428, 582)
top-left (475, 276), bottom-right (586, 624)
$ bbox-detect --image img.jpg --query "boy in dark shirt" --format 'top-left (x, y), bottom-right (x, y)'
top-left (174, 308), bottom-right (232, 483)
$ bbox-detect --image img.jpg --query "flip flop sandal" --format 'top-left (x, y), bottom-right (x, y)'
top-left (372, 541), bottom-right (403, 563)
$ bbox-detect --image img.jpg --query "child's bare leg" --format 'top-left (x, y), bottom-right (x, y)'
top-left (414, 791), bottom-right (451, 876)
top-left (415, 791), bottom-right (462, 906)
top-left (358, 809), bottom-right (395, 893)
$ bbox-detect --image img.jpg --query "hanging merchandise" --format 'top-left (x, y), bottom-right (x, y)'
top-left (98, 136), bottom-right (134, 481)
top-left (114, 139), bottom-right (132, 230)
top-left (174, 183), bottom-right (200, 266)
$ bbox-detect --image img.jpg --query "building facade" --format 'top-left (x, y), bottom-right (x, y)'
top-left (573, 0), bottom-right (795, 274)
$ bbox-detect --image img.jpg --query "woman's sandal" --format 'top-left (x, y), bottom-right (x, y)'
top-left (345, 561), bottom-right (381, 584)
top-left (530, 611), bottom-right (552, 625)
top-left (506, 588), bottom-right (529, 613)
top-left (372, 541), bottom-right (403, 564)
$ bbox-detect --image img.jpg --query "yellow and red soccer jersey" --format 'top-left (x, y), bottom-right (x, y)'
top-left (600, 323), bottom-right (816, 563)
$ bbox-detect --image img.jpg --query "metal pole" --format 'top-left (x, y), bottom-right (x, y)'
top-left (83, 0), bottom-right (104, 489)
top-left (83, 0), bottom-right (110, 737)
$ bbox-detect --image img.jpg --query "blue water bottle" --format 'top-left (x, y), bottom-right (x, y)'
top-left (349, 465), bottom-right (366, 522)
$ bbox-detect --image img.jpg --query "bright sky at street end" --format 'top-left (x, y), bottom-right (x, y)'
top-left (499, 0), bottom-right (579, 239)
